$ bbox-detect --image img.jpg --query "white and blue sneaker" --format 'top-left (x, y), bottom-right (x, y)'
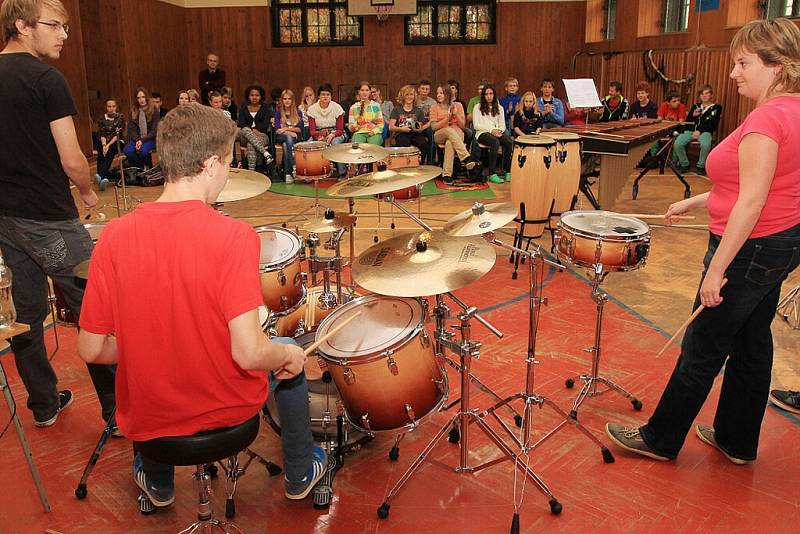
top-left (284, 446), bottom-right (327, 500)
top-left (133, 454), bottom-right (175, 507)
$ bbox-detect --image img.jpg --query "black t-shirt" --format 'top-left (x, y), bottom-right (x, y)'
top-left (390, 105), bottom-right (425, 129)
top-left (0, 53), bottom-right (78, 220)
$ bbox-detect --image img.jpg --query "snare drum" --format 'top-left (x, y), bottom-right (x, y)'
top-left (263, 332), bottom-right (370, 451)
top-left (378, 146), bottom-right (422, 201)
top-left (294, 141), bottom-right (332, 181)
top-left (555, 211), bottom-right (651, 272)
top-left (545, 132), bottom-right (581, 226)
top-left (510, 135), bottom-right (556, 237)
top-left (315, 295), bottom-right (446, 434)
top-left (255, 226), bottom-right (305, 315)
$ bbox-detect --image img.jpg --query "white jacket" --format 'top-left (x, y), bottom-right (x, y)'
top-left (472, 104), bottom-right (506, 139)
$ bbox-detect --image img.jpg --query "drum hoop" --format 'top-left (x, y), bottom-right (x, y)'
top-left (514, 135), bottom-right (556, 147)
top-left (254, 225), bottom-right (303, 269)
top-left (386, 147), bottom-right (421, 157)
top-left (294, 141), bottom-right (327, 152)
top-left (315, 295), bottom-right (426, 364)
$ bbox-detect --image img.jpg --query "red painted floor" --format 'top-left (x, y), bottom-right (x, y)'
top-left (1, 260), bottom-right (799, 533)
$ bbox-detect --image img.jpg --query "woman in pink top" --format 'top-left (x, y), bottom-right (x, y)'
top-left (430, 84), bottom-right (476, 181)
top-left (607, 18), bottom-right (800, 464)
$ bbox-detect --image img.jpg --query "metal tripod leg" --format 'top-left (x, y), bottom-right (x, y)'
top-left (75, 409), bottom-right (117, 499)
top-left (443, 356), bottom-right (522, 424)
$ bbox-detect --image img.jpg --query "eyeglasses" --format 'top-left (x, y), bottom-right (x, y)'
top-left (37, 20), bottom-right (69, 34)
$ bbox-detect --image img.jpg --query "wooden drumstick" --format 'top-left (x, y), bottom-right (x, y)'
top-left (657, 278), bottom-right (727, 356)
top-left (303, 311), bottom-right (361, 356)
top-left (619, 213), bottom-right (695, 220)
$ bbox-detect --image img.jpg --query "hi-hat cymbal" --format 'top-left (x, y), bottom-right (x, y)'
top-left (443, 202), bottom-right (518, 237)
top-left (301, 213), bottom-right (357, 234)
top-left (326, 166), bottom-right (441, 198)
top-left (352, 231), bottom-right (496, 297)
top-left (74, 259), bottom-right (90, 280)
top-left (216, 168), bottom-right (271, 202)
top-left (323, 142), bottom-right (389, 164)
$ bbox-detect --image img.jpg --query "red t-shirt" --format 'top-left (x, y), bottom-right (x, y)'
top-left (80, 201), bottom-right (267, 441)
top-left (657, 101), bottom-right (687, 122)
top-left (705, 96), bottom-right (800, 238)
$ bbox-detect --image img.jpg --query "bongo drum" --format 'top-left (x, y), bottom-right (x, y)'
top-left (510, 135), bottom-right (556, 237)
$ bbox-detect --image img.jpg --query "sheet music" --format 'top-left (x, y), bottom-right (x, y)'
top-left (562, 79), bottom-right (602, 108)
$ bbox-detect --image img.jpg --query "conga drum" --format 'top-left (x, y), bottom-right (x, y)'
top-left (510, 135), bottom-right (556, 237)
top-left (546, 132), bottom-right (582, 226)
top-left (294, 141), bottom-right (332, 181)
top-left (378, 146), bottom-right (421, 201)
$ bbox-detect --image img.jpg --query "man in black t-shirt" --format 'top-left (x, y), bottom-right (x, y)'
top-left (0, 0), bottom-right (116, 429)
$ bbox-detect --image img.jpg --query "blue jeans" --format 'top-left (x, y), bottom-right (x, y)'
top-left (275, 134), bottom-right (297, 176)
top-left (329, 133), bottom-right (349, 176)
top-left (641, 224), bottom-right (800, 460)
top-left (138, 337), bottom-right (314, 488)
top-left (123, 139), bottom-right (156, 168)
top-left (673, 131), bottom-right (713, 168)
top-left (0, 216), bottom-right (116, 422)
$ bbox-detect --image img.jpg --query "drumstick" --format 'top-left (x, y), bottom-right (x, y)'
top-left (618, 213), bottom-right (695, 220)
top-left (303, 311), bottom-right (361, 356)
top-left (657, 278), bottom-right (727, 356)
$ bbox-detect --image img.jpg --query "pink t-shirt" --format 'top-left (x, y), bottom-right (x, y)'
top-left (705, 95), bottom-right (800, 238)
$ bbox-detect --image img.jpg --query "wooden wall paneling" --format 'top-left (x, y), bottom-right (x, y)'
top-left (585, 0), bottom-right (604, 44)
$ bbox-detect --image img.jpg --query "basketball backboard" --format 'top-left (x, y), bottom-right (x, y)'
top-left (347, 0), bottom-right (418, 17)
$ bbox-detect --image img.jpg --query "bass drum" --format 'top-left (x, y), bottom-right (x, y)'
top-left (263, 332), bottom-right (370, 451)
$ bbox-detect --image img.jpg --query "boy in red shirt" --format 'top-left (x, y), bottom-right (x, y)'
top-left (657, 91), bottom-right (688, 122)
top-left (78, 103), bottom-right (326, 506)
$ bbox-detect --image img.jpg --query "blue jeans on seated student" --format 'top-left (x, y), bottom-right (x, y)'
top-left (330, 133), bottom-right (349, 176)
top-left (136, 336), bottom-right (314, 491)
top-left (275, 134), bottom-right (298, 176)
top-left (673, 131), bottom-right (713, 169)
top-left (123, 139), bottom-right (156, 168)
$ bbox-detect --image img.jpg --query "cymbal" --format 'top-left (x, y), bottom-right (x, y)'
top-left (326, 166), bottom-right (441, 198)
top-left (216, 168), bottom-right (271, 202)
top-left (443, 202), bottom-right (518, 237)
top-left (352, 231), bottom-right (496, 297)
top-left (300, 212), bottom-right (356, 234)
top-left (323, 142), bottom-right (389, 164)
top-left (74, 259), bottom-right (90, 280)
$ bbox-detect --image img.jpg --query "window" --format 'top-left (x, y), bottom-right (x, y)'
top-left (405, 0), bottom-right (496, 45)
top-left (604, 0), bottom-right (617, 40)
top-left (272, 0), bottom-right (362, 47)
top-left (663, 0), bottom-right (690, 33)
top-left (765, 0), bottom-right (800, 18)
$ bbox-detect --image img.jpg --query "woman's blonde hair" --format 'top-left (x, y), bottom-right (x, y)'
top-left (279, 89), bottom-right (300, 127)
top-left (516, 91), bottom-right (537, 113)
top-left (730, 17), bottom-right (800, 95)
top-left (397, 85), bottom-right (416, 105)
top-left (300, 86), bottom-right (316, 109)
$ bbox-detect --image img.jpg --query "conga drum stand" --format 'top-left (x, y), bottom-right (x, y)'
top-left (564, 265), bottom-right (643, 416)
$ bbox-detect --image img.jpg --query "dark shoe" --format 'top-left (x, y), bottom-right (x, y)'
top-left (34, 390), bottom-right (74, 428)
top-left (460, 156), bottom-right (477, 170)
top-left (695, 425), bottom-right (749, 465)
top-left (677, 162), bottom-right (690, 173)
top-left (769, 389), bottom-right (800, 415)
top-left (285, 446), bottom-right (327, 500)
top-left (133, 455), bottom-right (175, 507)
top-left (442, 174), bottom-right (453, 184)
top-left (695, 166), bottom-right (706, 176)
top-left (605, 422), bottom-right (670, 461)
top-left (110, 424), bottom-right (124, 438)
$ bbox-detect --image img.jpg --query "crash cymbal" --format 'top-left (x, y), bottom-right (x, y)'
top-left (326, 166), bottom-right (442, 198)
top-left (443, 202), bottom-right (518, 237)
top-left (74, 259), bottom-right (91, 280)
top-left (352, 231), bottom-right (496, 297)
top-left (300, 211), bottom-right (357, 234)
top-left (216, 168), bottom-right (271, 202)
top-left (323, 142), bottom-right (389, 164)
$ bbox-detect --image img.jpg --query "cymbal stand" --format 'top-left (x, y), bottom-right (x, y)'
top-left (777, 284), bottom-right (799, 329)
top-left (564, 264), bottom-right (643, 416)
top-left (385, 195), bottom-right (433, 232)
top-left (378, 293), bottom-right (562, 520)
top-left (285, 173), bottom-right (332, 226)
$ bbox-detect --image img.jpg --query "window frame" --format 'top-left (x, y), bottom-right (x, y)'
top-left (271, 0), bottom-right (364, 48)
top-left (603, 0), bottom-right (617, 40)
top-left (662, 0), bottom-right (690, 33)
top-left (404, 0), bottom-right (497, 46)
top-left (765, 0), bottom-right (800, 19)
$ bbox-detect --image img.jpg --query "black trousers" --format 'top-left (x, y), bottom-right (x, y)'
top-left (478, 132), bottom-right (513, 173)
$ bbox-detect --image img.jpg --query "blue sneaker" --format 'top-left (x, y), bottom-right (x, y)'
top-left (285, 446), bottom-right (328, 500)
top-left (98, 178), bottom-right (109, 191)
top-left (94, 173), bottom-right (102, 185)
top-left (133, 454), bottom-right (175, 507)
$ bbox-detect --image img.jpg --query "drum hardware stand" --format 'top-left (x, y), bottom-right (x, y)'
top-left (578, 155), bottom-right (602, 210)
top-left (630, 135), bottom-right (691, 201)
top-left (305, 226), bottom-right (348, 310)
top-left (378, 291), bottom-right (564, 520)
top-left (564, 264), bottom-right (643, 416)
top-left (777, 284), bottom-right (799, 329)
top-left (285, 171), bottom-right (334, 226)
top-left (510, 202), bottom-right (555, 280)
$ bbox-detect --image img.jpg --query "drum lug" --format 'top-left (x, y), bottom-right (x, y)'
top-left (385, 352), bottom-right (399, 375)
top-left (517, 153), bottom-right (527, 168)
top-left (294, 319), bottom-right (307, 337)
top-left (280, 295), bottom-right (289, 310)
top-left (278, 269), bottom-right (287, 286)
top-left (404, 404), bottom-right (417, 427)
top-left (343, 367), bottom-right (356, 385)
top-left (361, 413), bottom-right (374, 436)
top-left (420, 329), bottom-right (431, 348)
top-left (594, 239), bottom-right (603, 265)
top-left (544, 152), bottom-right (552, 169)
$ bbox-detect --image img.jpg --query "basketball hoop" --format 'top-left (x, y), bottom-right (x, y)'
top-left (374, 5), bottom-right (392, 22)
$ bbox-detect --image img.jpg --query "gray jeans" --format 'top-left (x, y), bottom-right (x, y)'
top-left (0, 216), bottom-right (116, 422)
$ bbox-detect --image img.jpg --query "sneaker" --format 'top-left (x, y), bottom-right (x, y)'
top-left (285, 446), bottom-right (327, 500)
top-left (460, 156), bottom-right (477, 170)
top-left (694, 425), bottom-right (749, 465)
top-left (488, 174), bottom-right (504, 184)
top-left (677, 162), bottom-right (691, 173)
top-left (34, 390), bottom-right (74, 428)
top-left (770, 389), bottom-right (800, 415)
top-left (442, 175), bottom-right (453, 184)
top-left (98, 178), bottom-right (109, 191)
top-left (504, 172), bottom-right (512, 182)
top-left (94, 173), bottom-right (102, 185)
top-left (110, 424), bottom-right (124, 438)
top-left (695, 166), bottom-right (706, 176)
top-left (605, 422), bottom-right (670, 461)
top-left (133, 455), bottom-right (175, 507)
top-left (285, 173), bottom-right (294, 184)
top-left (263, 150), bottom-right (274, 166)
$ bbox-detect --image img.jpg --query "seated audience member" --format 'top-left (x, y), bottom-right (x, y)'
top-left (211, 91), bottom-right (271, 168)
top-left (237, 84), bottom-right (273, 171)
top-left (298, 86), bottom-right (316, 139)
top-left (628, 82), bottom-right (658, 119)
top-left (275, 89), bottom-right (303, 183)
top-left (348, 81), bottom-right (384, 146)
top-left (672, 84), bottom-right (722, 175)
top-left (209, 91), bottom-right (231, 120)
top-left (499, 77), bottom-right (521, 133)
top-left (513, 92), bottom-right (544, 136)
top-left (563, 98), bottom-right (587, 126)
top-left (187, 89), bottom-right (200, 104)
top-left (78, 103), bottom-right (327, 509)
top-left (448, 79), bottom-right (467, 111)
top-left (221, 86), bottom-right (238, 122)
top-left (371, 85), bottom-right (394, 125)
top-left (123, 87), bottom-right (159, 169)
top-left (658, 90), bottom-right (688, 122)
top-left (466, 79), bottom-right (490, 125)
top-left (389, 85), bottom-right (429, 153)
top-left (151, 92), bottom-right (168, 119)
top-left (416, 79), bottom-right (436, 121)
top-left (429, 83), bottom-right (476, 182)
top-left (339, 85), bottom-right (358, 128)
top-left (269, 87), bottom-right (283, 125)
top-left (473, 83), bottom-right (513, 184)
top-left (307, 83), bottom-right (348, 177)
top-left (95, 98), bottom-right (124, 191)
top-left (177, 91), bottom-right (190, 106)
top-left (597, 81), bottom-right (628, 122)
top-left (198, 52), bottom-right (225, 105)
top-left (537, 79), bottom-right (565, 129)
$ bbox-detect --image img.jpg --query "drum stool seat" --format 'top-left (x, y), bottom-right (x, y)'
top-left (134, 415), bottom-right (260, 533)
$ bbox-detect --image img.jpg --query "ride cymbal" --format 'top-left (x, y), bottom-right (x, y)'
top-left (326, 166), bottom-right (441, 198)
top-left (216, 168), bottom-right (271, 202)
top-left (352, 231), bottom-right (496, 297)
top-left (443, 202), bottom-right (518, 237)
top-left (322, 142), bottom-right (389, 164)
